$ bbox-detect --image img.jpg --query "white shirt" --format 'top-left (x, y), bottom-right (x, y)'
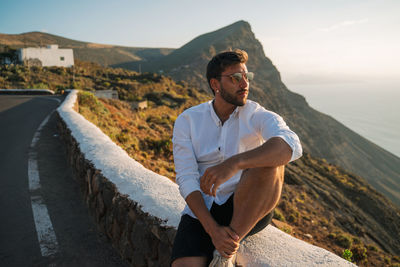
top-left (172, 99), bottom-right (302, 219)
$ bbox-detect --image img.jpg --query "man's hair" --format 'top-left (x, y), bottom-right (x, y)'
top-left (206, 49), bottom-right (248, 94)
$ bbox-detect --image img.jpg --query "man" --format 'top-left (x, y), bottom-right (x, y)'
top-left (171, 50), bottom-right (302, 267)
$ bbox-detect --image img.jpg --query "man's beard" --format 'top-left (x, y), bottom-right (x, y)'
top-left (220, 84), bottom-right (247, 106)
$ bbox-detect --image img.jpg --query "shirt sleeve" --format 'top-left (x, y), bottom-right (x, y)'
top-left (254, 109), bottom-right (303, 162)
top-left (172, 113), bottom-right (201, 200)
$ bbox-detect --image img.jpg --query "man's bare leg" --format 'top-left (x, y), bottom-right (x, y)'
top-left (230, 166), bottom-right (285, 241)
top-left (172, 256), bottom-right (208, 267)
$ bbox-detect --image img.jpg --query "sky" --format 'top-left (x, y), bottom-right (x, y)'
top-left (1, 0), bottom-right (399, 155)
top-left (1, 0), bottom-right (400, 86)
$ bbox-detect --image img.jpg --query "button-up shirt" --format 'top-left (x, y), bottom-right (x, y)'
top-left (172, 99), bottom-right (302, 219)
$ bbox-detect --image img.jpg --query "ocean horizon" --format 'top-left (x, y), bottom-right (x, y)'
top-left (287, 80), bottom-right (400, 158)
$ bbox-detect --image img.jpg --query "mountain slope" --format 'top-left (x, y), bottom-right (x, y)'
top-left (81, 92), bottom-right (400, 262)
top-left (76, 89), bottom-right (400, 262)
top-left (1, 25), bottom-right (399, 205)
top-left (0, 31), bottom-right (173, 66)
top-left (115, 20), bottom-right (400, 206)
top-left (2, 58), bottom-right (399, 264)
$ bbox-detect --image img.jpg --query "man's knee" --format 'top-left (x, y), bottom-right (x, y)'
top-left (242, 165), bottom-right (285, 182)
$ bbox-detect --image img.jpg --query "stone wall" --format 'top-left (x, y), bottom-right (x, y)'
top-left (57, 115), bottom-right (176, 266)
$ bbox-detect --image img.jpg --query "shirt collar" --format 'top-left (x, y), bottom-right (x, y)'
top-left (208, 100), bottom-right (221, 126)
top-left (208, 100), bottom-right (243, 126)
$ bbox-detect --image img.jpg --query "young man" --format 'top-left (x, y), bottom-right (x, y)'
top-left (171, 50), bottom-right (302, 267)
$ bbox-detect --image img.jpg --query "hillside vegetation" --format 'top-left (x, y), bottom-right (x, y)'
top-left (77, 91), bottom-right (400, 267)
top-left (76, 84), bottom-right (208, 179)
top-left (0, 60), bottom-right (205, 103)
top-left (2, 62), bottom-right (400, 266)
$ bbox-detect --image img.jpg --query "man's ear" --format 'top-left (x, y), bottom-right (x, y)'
top-left (210, 78), bottom-right (220, 94)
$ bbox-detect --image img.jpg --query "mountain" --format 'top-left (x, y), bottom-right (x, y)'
top-left (2, 56), bottom-right (399, 263)
top-left (113, 20), bottom-right (400, 207)
top-left (0, 31), bottom-right (173, 66)
top-left (1, 23), bottom-right (399, 206)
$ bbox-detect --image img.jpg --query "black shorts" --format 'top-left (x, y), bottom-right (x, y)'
top-left (170, 194), bottom-right (273, 265)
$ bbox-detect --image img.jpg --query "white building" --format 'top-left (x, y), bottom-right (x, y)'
top-left (18, 45), bottom-right (74, 67)
top-left (94, 90), bottom-right (119, 99)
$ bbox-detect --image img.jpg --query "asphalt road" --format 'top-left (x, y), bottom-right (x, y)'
top-left (0, 95), bottom-right (128, 267)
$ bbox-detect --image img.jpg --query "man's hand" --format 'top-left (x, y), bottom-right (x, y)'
top-left (200, 158), bottom-right (239, 196)
top-left (209, 225), bottom-right (240, 258)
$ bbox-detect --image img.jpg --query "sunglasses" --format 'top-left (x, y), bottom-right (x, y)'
top-left (219, 72), bottom-right (254, 84)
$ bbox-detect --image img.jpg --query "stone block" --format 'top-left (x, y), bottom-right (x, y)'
top-left (131, 220), bottom-right (146, 250)
top-left (150, 225), bottom-right (160, 240)
top-left (86, 168), bottom-right (93, 195)
top-left (165, 227), bottom-right (176, 246)
top-left (102, 183), bottom-right (116, 210)
top-left (87, 193), bottom-right (97, 212)
top-left (131, 219), bottom-right (159, 258)
top-left (146, 258), bottom-right (161, 267)
top-left (96, 193), bottom-right (105, 221)
top-left (128, 208), bottom-right (137, 223)
top-left (157, 241), bottom-right (171, 266)
top-left (114, 195), bottom-right (130, 223)
top-left (91, 172), bottom-right (102, 195)
top-left (112, 218), bottom-right (121, 243)
top-left (105, 209), bottom-right (117, 239)
top-left (120, 239), bottom-right (133, 263)
top-left (132, 249), bottom-right (146, 267)
top-left (98, 215), bottom-right (106, 236)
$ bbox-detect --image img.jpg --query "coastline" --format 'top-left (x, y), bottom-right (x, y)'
top-left (287, 81), bottom-right (400, 158)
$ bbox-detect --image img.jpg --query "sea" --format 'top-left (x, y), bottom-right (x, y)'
top-left (286, 80), bottom-right (400, 158)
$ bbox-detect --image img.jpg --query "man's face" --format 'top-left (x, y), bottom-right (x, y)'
top-left (218, 63), bottom-right (249, 106)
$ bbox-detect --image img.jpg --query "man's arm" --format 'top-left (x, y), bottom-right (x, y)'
top-left (173, 114), bottom-right (239, 257)
top-left (235, 136), bottom-right (292, 169)
top-left (185, 191), bottom-right (239, 257)
top-left (201, 137), bottom-right (292, 196)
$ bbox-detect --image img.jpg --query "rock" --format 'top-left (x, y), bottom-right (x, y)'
top-left (304, 234), bottom-right (313, 239)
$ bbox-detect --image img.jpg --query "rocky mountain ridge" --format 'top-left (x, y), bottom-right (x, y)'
top-left (113, 21), bottom-right (400, 207)
top-left (1, 23), bottom-right (399, 204)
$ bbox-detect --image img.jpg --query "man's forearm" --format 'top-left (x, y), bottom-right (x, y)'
top-left (185, 191), bottom-right (240, 257)
top-left (185, 191), bottom-right (218, 235)
top-left (232, 137), bottom-right (292, 170)
top-left (200, 137), bottom-right (292, 197)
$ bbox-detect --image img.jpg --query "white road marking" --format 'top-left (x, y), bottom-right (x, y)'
top-left (31, 195), bottom-right (59, 257)
top-left (30, 112), bottom-right (51, 148)
top-left (28, 156), bottom-right (40, 191)
top-left (28, 111), bottom-right (59, 257)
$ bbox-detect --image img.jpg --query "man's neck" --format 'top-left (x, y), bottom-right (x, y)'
top-left (212, 99), bottom-right (237, 124)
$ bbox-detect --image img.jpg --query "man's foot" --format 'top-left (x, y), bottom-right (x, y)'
top-left (209, 250), bottom-right (236, 267)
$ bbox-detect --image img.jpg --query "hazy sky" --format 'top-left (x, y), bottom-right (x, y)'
top-left (1, 0), bottom-right (399, 85)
